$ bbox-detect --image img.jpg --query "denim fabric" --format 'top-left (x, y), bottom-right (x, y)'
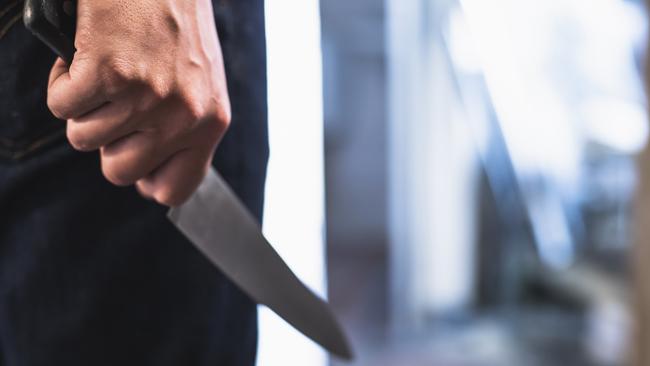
top-left (0, 1), bottom-right (269, 365)
top-left (0, 0), bottom-right (63, 160)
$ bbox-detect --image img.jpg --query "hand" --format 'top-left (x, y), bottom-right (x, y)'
top-left (47, 0), bottom-right (230, 206)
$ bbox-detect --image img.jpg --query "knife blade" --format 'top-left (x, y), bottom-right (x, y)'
top-left (23, 0), bottom-right (353, 360)
top-left (169, 169), bottom-right (352, 358)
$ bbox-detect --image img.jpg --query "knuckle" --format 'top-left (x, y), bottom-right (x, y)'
top-left (168, 95), bottom-right (208, 135)
top-left (135, 180), bottom-right (154, 199)
top-left (101, 158), bottom-right (135, 187)
top-left (181, 96), bottom-right (205, 123)
top-left (47, 95), bottom-right (70, 120)
top-left (215, 100), bottom-right (232, 128)
top-left (102, 57), bottom-right (140, 95)
top-left (105, 60), bottom-right (166, 107)
top-left (107, 58), bottom-right (134, 82)
top-left (146, 82), bottom-right (168, 103)
top-left (152, 186), bottom-right (186, 207)
top-left (202, 102), bottom-right (231, 141)
top-left (103, 77), bottom-right (128, 98)
top-left (66, 125), bottom-right (94, 152)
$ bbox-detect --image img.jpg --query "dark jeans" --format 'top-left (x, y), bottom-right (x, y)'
top-left (0, 1), bottom-right (269, 365)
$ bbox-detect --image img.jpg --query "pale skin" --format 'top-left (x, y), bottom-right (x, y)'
top-left (47, 0), bottom-right (231, 207)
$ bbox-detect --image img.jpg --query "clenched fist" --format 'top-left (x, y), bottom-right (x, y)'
top-left (47, 0), bottom-right (230, 206)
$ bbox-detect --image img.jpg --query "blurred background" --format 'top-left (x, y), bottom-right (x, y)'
top-left (261, 0), bottom-right (650, 365)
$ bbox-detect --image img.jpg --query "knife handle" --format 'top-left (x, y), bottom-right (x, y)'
top-left (23, 0), bottom-right (76, 64)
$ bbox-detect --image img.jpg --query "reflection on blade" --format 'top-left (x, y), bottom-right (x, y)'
top-left (168, 168), bottom-right (353, 360)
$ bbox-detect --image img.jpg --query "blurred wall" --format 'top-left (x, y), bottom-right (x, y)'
top-left (321, 0), bottom-right (388, 251)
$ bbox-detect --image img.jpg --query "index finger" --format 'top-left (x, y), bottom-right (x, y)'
top-left (47, 57), bottom-right (110, 120)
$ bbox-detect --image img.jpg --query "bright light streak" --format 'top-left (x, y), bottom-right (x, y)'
top-left (258, 1), bottom-right (327, 366)
top-left (460, 0), bottom-right (582, 183)
top-left (448, 8), bottom-right (481, 75)
top-left (461, 0), bottom-right (648, 170)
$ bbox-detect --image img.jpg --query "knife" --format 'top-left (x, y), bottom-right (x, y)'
top-left (23, 0), bottom-right (353, 360)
